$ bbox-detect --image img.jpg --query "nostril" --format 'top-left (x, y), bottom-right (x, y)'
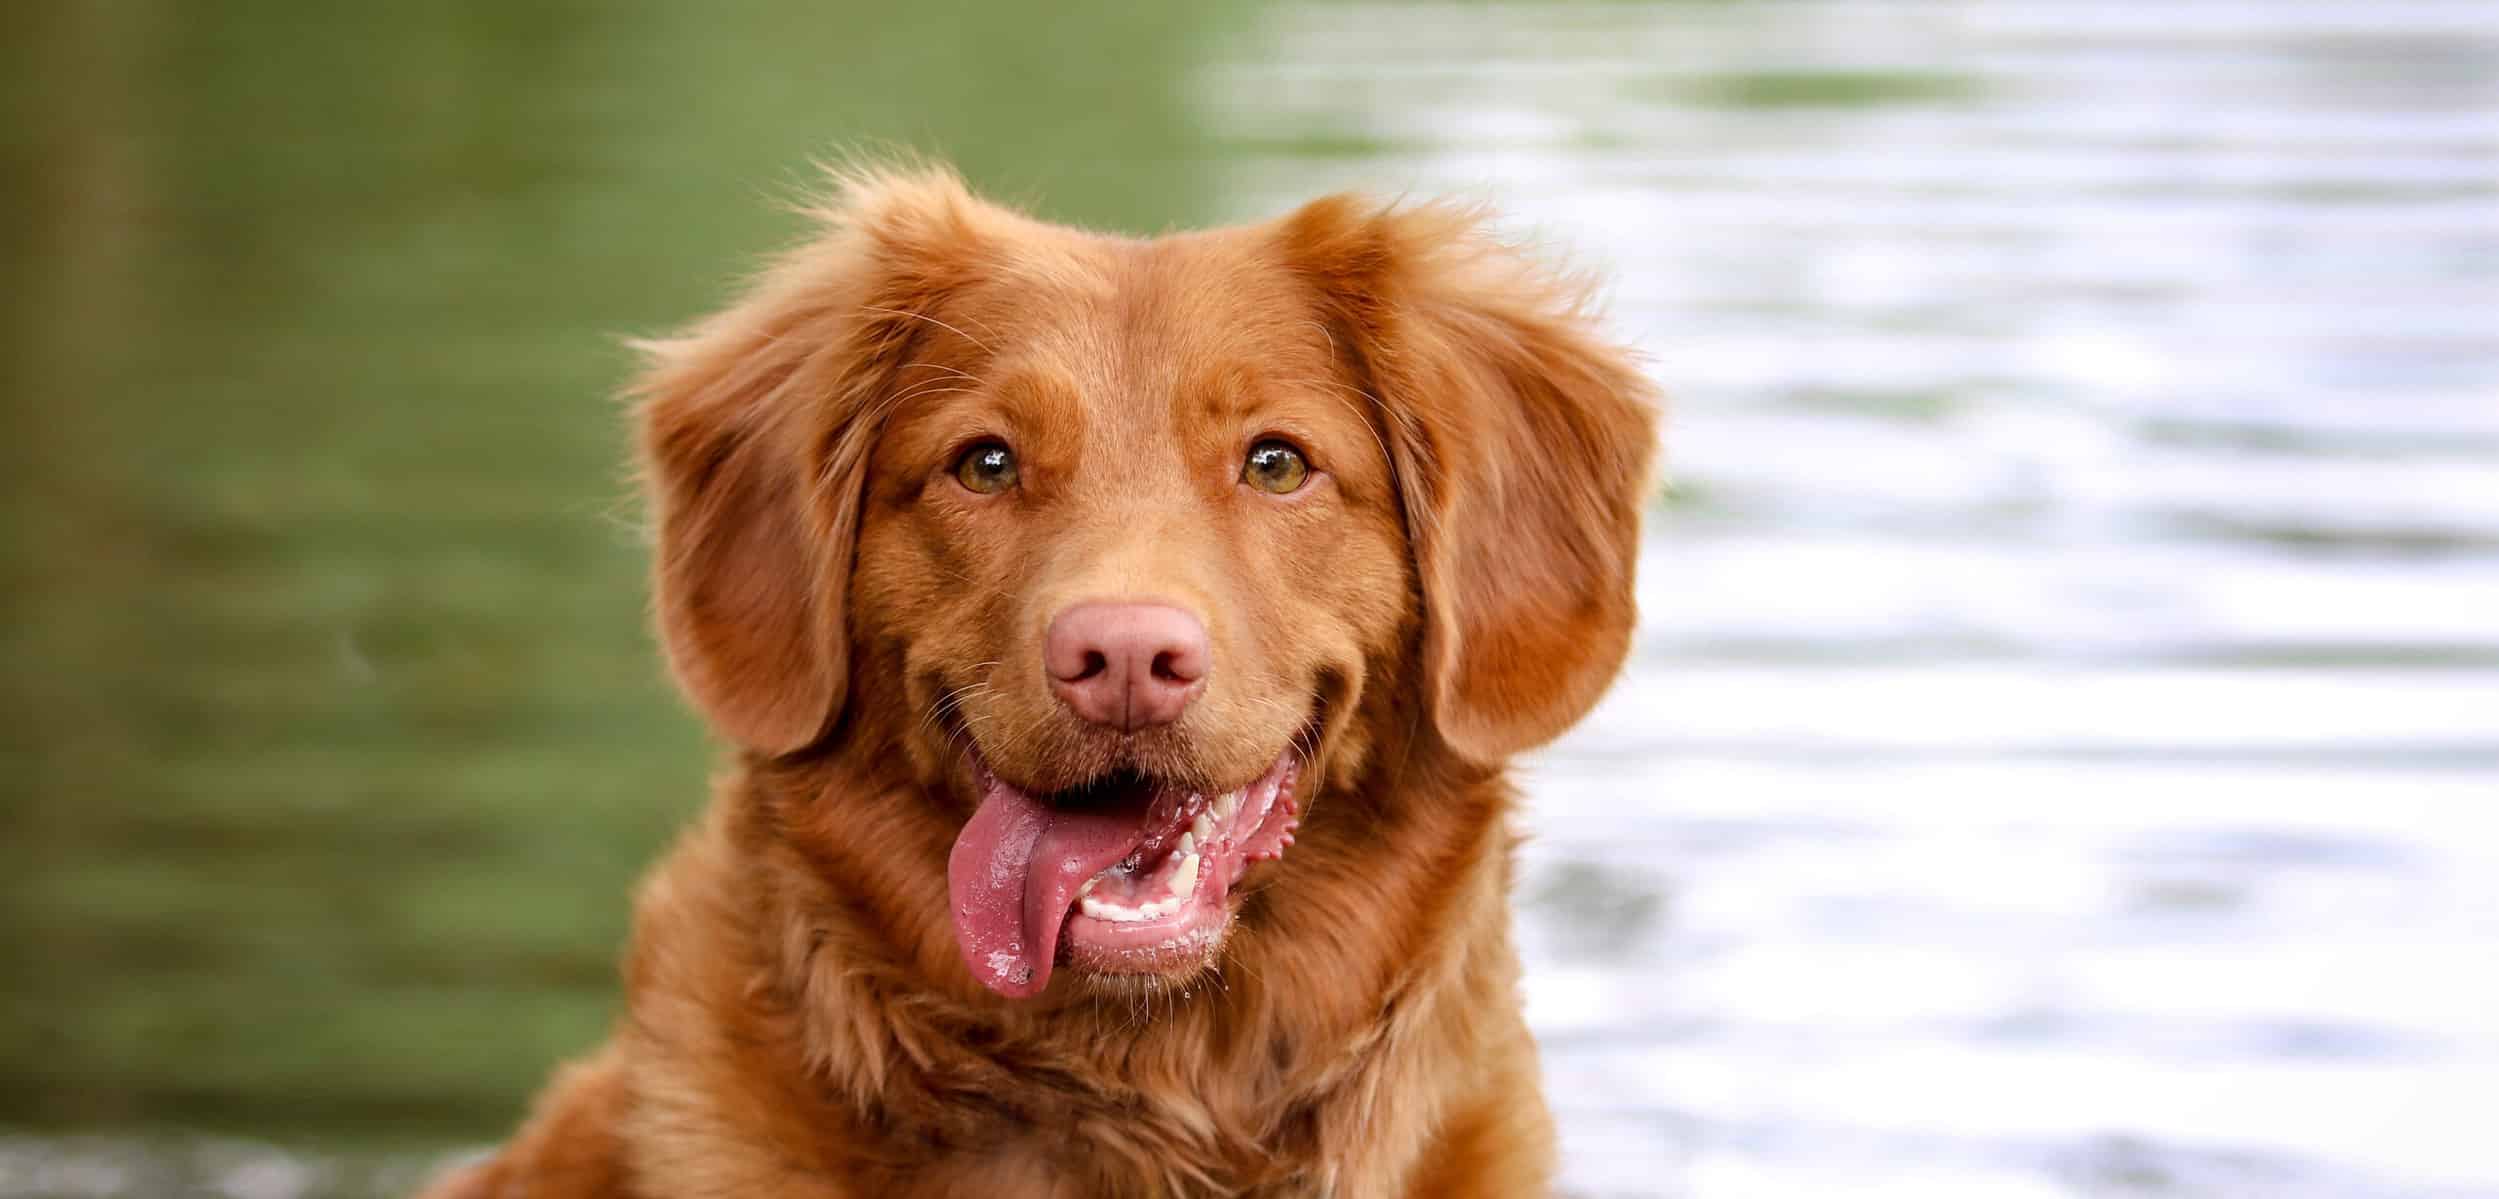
top-left (1075, 650), bottom-right (1108, 683)
top-left (1150, 651), bottom-right (1184, 683)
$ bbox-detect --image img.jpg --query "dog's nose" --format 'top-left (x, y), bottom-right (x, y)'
top-left (1044, 602), bottom-right (1209, 731)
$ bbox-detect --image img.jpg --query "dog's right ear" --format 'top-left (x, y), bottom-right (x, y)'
top-left (635, 167), bottom-right (994, 756)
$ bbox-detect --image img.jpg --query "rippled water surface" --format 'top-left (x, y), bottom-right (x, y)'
top-left (1204, 2), bottom-right (2499, 1195)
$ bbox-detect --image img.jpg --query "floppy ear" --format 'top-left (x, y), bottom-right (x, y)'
top-left (1278, 196), bottom-right (1662, 764)
top-left (635, 168), bottom-right (993, 755)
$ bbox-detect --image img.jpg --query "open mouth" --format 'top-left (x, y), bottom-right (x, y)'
top-left (945, 751), bottom-right (1303, 999)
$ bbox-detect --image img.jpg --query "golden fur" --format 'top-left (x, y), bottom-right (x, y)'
top-left (418, 167), bottom-right (1659, 1198)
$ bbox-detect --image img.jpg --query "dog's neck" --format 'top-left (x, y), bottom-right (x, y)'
top-left (689, 742), bottom-right (1524, 1192)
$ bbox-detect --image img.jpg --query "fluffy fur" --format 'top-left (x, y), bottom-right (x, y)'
top-left (417, 166), bottom-right (1659, 1199)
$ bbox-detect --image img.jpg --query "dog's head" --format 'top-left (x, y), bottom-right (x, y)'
top-left (637, 169), bottom-right (1656, 999)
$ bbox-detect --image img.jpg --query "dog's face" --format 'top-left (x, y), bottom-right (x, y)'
top-left (638, 171), bottom-right (1656, 1000)
top-left (853, 239), bottom-right (1413, 995)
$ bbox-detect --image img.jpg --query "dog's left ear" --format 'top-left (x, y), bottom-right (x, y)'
top-left (1277, 196), bottom-right (1662, 764)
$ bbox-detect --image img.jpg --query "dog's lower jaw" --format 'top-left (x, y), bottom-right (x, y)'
top-left (948, 750), bottom-right (1306, 998)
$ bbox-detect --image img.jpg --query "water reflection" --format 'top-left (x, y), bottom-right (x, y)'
top-left (1208, 2), bottom-right (2499, 1195)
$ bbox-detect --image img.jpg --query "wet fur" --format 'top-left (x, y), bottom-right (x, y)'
top-left (418, 167), bottom-right (1658, 1199)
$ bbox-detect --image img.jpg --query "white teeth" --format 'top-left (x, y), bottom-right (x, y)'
top-left (1083, 895), bottom-right (1165, 922)
top-left (1070, 812), bottom-right (1222, 927)
top-left (1077, 862), bottom-right (1196, 923)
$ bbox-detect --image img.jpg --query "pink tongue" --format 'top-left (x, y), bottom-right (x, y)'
top-left (946, 775), bottom-right (1154, 998)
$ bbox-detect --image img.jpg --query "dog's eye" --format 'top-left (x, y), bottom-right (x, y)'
top-left (953, 442), bottom-right (1019, 494)
top-left (1242, 439), bottom-right (1310, 495)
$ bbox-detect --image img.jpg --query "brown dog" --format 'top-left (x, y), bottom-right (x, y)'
top-left (418, 167), bottom-right (1657, 1199)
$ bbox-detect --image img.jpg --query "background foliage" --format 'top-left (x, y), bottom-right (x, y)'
top-left (3, 0), bottom-right (1243, 1137)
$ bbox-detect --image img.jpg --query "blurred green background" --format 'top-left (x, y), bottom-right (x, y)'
top-left (3, 0), bottom-right (1245, 1142)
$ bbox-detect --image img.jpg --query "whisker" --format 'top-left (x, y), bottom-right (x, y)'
top-left (951, 308), bottom-right (1006, 346)
top-left (896, 362), bottom-right (986, 386)
top-left (857, 306), bottom-right (991, 353)
top-left (915, 689), bottom-right (961, 742)
top-left (887, 383), bottom-right (981, 407)
top-left (1279, 375), bottom-right (1397, 480)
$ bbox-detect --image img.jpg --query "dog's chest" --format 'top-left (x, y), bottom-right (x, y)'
top-left (883, 1081), bottom-right (1339, 1199)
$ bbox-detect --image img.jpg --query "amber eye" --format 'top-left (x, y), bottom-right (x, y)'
top-left (1241, 439), bottom-right (1310, 495)
top-left (953, 442), bottom-right (1018, 494)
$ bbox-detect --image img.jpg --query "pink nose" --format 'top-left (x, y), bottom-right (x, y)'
top-left (1044, 602), bottom-right (1209, 732)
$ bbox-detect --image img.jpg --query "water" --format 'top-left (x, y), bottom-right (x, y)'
top-left (1203, 2), bottom-right (2499, 1195)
